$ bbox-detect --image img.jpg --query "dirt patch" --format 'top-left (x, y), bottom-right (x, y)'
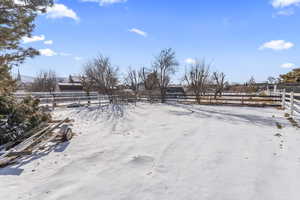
top-left (275, 122), bottom-right (283, 129)
top-left (287, 117), bottom-right (300, 128)
top-left (274, 133), bottom-right (282, 137)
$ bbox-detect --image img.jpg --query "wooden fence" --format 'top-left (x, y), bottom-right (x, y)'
top-left (14, 92), bottom-right (137, 108)
top-left (15, 92), bottom-right (283, 107)
top-left (280, 89), bottom-right (300, 118)
top-left (14, 91), bottom-right (300, 123)
top-left (144, 93), bottom-right (282, 107)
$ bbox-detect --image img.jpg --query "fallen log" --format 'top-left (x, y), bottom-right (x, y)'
top-left (49, 119), bottom-right (74, 123)
top-left (7, 151), bottom-right (32, 157)
top-left (0, 124), bottom-right (53, 161)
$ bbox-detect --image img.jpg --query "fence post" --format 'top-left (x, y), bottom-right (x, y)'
top-left (282, 89), bottom-right (286, 109)
top-left (52, 94), bottom-right (56, 110)
top-left (241, 95), bottom-right (244, 105)
top-left (274, 84), bottom-right (277, 94)
top-left (88, 93), bottom-right (91, 106)
top-left (290, 91), bottom-right (294, 116)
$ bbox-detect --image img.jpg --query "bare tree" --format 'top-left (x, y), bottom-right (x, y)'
top-left (184, 59), bottom-right (210, 104)
top-left (245, 76), bottom-right (258, 93)
top-left (267, 76), bottom-right (276, 84)
top-left (80, 74), bottom-right (94, 105)
top-left (212, 71), bottom-right (226, 99)
top-left (69, 75), bottom-right (74, 83)
top-left (83, 55), bottom-right (118, 95)
top-left (153, 48), bottom-right (178, 102)
top-left (125, 67), bottom-right (140, 96)
top-left (139, 67), bottom-right (158, 95)
top-left (30, 70), bottom-right (57, 93)
top-left (248, 76), bottom-right (256, 85)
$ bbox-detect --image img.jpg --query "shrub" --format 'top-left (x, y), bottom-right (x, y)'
top-left (0, 96), bottom-right (51, 145)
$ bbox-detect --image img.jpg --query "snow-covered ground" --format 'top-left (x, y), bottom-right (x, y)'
top-left (0, 103), bottom-right (299, 200)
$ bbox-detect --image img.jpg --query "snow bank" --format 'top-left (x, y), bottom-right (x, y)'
top-left (0, 103), bottom-right (299, 200)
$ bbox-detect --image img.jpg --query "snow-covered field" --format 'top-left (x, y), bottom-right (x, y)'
top-left (0, 103), bottom-right (299, 200)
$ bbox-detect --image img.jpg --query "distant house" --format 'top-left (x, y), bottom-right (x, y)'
top-left (57, 75), bottom-right (83, 92)
top-left (166, 86), bottom-right (185, 97)
top-left (58, 83), bottom-right (83, 92)
top-left (68, 75), bottom-right (82, 84)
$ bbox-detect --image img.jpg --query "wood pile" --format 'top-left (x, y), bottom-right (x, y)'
top-left (0, 118), bottom-right (73, 167)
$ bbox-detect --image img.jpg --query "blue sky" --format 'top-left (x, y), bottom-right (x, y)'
top-left (16, 0), bottom-right (300, 83)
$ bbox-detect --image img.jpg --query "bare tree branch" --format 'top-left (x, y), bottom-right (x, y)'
top-left (83, 55), bottom-right (118, 95)
top-left (30, 70), bottom-right (57, 93)
top-left (184, 59), bottom-right (210, 104)
top-left (125, 67), bottom-right (140, 96)
top-left (212, 71), bottom-right (226, 99)
top-left (153, 48), bottom-right (178, 102)
top-left (139, 67), bottom-right (158, 95)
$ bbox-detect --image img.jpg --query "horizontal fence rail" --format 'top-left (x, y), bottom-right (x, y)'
top-left (13, 90), bottom-right (300, 123)
top-left (279, 90), bottom-right (300, 122)
top-left (14, 92), bottom-right (139, 108)
top-left (14, 92), bottom-right (283, 108)
top-left (146, 94), bottom-right (282, 107)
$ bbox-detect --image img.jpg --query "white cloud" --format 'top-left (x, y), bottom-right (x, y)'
top-left (185, 58), bottom-right (197, 65)
top-left (281, 63), bottom-right (297, 68)
top-left (46, 4), bottom-right (79, 21)
top-left (74, 57), bottom-right (84, 61)
top-left (276, 8), bottom-right (295, 15)
top-left (38, 49), bottom-right (73, 57)
top-left (259, 40), bottom-right (294, 50)
top-left (129, 28), bottom-right (147, 37)
top-left (81, 0), bottom-right (127, 6)
top-left (39, 48), bottom-right (57, 56)
top-left (272, 0), bottom-right (300, 8)
top-left (22, 35), bottom-right (45, 44)
top-left (44, 40), bottom-right (53, 45)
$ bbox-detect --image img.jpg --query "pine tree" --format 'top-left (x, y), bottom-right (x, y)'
top-left (0, 65), bottom-right (16, 94)
top-left (0, 0), bottom-right (53, 144)
top-left (0, 0), bottom-right (53, 95)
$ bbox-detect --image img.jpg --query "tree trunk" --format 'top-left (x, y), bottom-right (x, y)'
top-left (160, 88), bottom-right (166, 103)
top-left (214, 91), bottom-right (218, 100)
top-left (218, 91), bottom-right (222, 97)
top-left (87, 91), bottom-right (91, 106)
top-left (195, 92), bottom-right (201, 104)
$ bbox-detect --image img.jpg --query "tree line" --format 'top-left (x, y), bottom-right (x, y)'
top-left (29, 48), bottom-right (228, 103)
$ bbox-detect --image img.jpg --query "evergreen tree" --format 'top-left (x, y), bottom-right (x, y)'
top-left (0, 65), bottom-right (16, 94)
top-left (0, 0), bottom-right (53, 95)
top-left (0, 0), bottom-right (53, 144)
top-left (280, 68), bottom-right (300, 83)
